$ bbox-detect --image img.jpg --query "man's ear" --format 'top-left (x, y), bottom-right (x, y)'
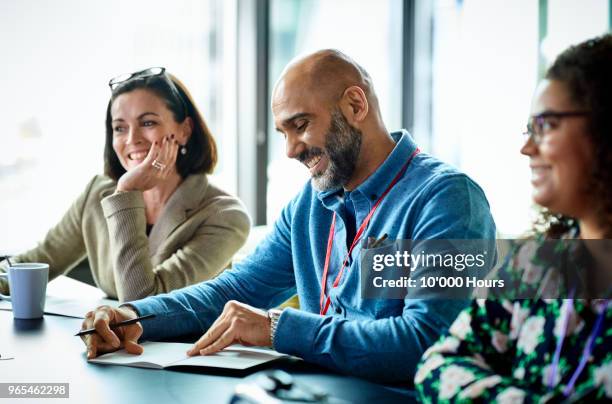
top-left (339, 85), bottom-right (369, 125)
top-left (179, 117), bottom-right (194, 144)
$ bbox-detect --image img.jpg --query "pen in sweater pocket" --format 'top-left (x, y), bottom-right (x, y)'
top-left (369, 233), bottom-right (388, 249)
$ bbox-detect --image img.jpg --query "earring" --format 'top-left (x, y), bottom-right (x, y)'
top-left (180, 145), bottom-right (187, 155)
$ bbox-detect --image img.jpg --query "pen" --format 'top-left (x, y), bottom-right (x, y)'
top-left (370, 233), bottom-right (388, 248)
top-left (74, 314), bottom-right (156, 337)
top-left (0, 255), bottom-right (13, 267)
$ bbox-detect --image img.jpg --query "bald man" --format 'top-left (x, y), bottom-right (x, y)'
top-left (81, 50), bottom-right (496, 383)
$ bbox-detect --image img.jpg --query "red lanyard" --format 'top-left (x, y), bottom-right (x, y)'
top-left (319, 148), bottom-right (420, 315)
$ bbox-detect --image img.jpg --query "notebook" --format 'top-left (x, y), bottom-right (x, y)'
top-left (89, 342), bottom-right (288, 370)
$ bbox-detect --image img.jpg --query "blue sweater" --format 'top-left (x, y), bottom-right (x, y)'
top-left (130, 130), bottom-right (496, 382)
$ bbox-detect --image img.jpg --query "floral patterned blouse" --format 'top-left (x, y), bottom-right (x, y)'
top-left (415, 236), bottom-right (612, 403)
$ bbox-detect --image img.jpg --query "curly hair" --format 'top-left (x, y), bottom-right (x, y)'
top-left (533, 34), bottom-right (612, 238)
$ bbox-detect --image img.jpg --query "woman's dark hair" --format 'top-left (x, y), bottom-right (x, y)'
top-left (534, 34), bottom-right (612, 238)
top-left (104, 72), bottom-right (218, 180)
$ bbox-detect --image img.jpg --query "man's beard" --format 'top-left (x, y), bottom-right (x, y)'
top-left (298, 109), bottom-right (362, 191)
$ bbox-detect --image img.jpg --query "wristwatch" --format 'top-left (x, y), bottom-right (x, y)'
top-left (268, 309), bottom-right (283, 348)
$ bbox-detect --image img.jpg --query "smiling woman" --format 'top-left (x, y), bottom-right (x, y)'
top-left (521, 80), bottom-right (594, 233)
top-left (415, 34), bottom-right (612, 403)
top-left (524, 39), bottom-right (612, 239)
top-left (0, 69), bottom-right (251, 302)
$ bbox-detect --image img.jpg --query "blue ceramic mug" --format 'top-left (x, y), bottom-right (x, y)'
top-left (0, 263), bottom-right (49, 319)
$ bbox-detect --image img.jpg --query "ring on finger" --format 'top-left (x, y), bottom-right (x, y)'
top-left (152, 159), bottom-right (166, 170)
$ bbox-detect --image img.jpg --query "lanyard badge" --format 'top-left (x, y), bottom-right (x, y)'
top-left (319, 148), bottom-right (420, 315)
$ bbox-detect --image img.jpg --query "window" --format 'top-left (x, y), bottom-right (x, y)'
top-left (429, 0), bottom-right (610, 236)
top-left (2, 0), bottom-right (609, 251)
top-left (267, 0), bottom-right (404, 223)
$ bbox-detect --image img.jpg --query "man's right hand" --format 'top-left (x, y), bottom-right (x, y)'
top-left (80, 305), bottom-right (144, 359)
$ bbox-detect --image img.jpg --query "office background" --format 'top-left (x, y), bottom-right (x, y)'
top-left (0, 0), bottom-right (610, 256)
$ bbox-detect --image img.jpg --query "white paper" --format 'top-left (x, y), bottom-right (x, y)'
top-left (89, 342), bottom-right (287, 370)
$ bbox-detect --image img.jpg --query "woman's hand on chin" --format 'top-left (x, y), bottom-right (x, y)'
top-left (116, 134), bottom-right (179, 192)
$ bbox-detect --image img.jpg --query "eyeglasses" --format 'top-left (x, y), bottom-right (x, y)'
top-left (523, 111), bottom-right (589, 144)
top-left (108, 67), bottom-right (166, 90)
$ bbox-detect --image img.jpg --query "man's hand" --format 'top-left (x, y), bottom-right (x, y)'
top-left (187, 301), bottom-right (271, 356)
top-left (80, 305), bottom-right (144, 359)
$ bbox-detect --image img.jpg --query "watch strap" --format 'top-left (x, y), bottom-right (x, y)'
top-left (268, 309), bottom-right (283, 348)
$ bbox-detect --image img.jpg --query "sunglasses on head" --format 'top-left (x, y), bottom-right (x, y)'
top-left (108, 67), bottom-right (166, 91)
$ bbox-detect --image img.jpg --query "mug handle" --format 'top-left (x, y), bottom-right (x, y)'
top-left (0, 273), bottom-right (10, 301)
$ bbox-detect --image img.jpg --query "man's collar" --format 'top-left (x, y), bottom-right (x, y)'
top-left (317, 130), bottom-right (418, 204)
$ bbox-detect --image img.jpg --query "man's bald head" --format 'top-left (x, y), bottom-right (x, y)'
top-left (271, 50), bottom-right (394, 192)
top-left (273, 49), bottom-right (379, 111)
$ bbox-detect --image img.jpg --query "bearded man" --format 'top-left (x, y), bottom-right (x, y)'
top-left (81, 50), bottom-right (496, 383)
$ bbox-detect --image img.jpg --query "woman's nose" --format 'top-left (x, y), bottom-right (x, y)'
top-left (520, 135), bottom-right (537, 156)
top-left (126, 127), bottom-right (142, 145)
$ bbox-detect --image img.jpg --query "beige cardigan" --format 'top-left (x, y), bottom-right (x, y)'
top-left (0, 173), bottom-right (250, 302)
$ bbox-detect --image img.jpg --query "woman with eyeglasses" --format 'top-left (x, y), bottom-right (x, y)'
top-left (415, 35), bottom-right (611, 402)
top-left (0, 68), bottom-right (250, 302)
